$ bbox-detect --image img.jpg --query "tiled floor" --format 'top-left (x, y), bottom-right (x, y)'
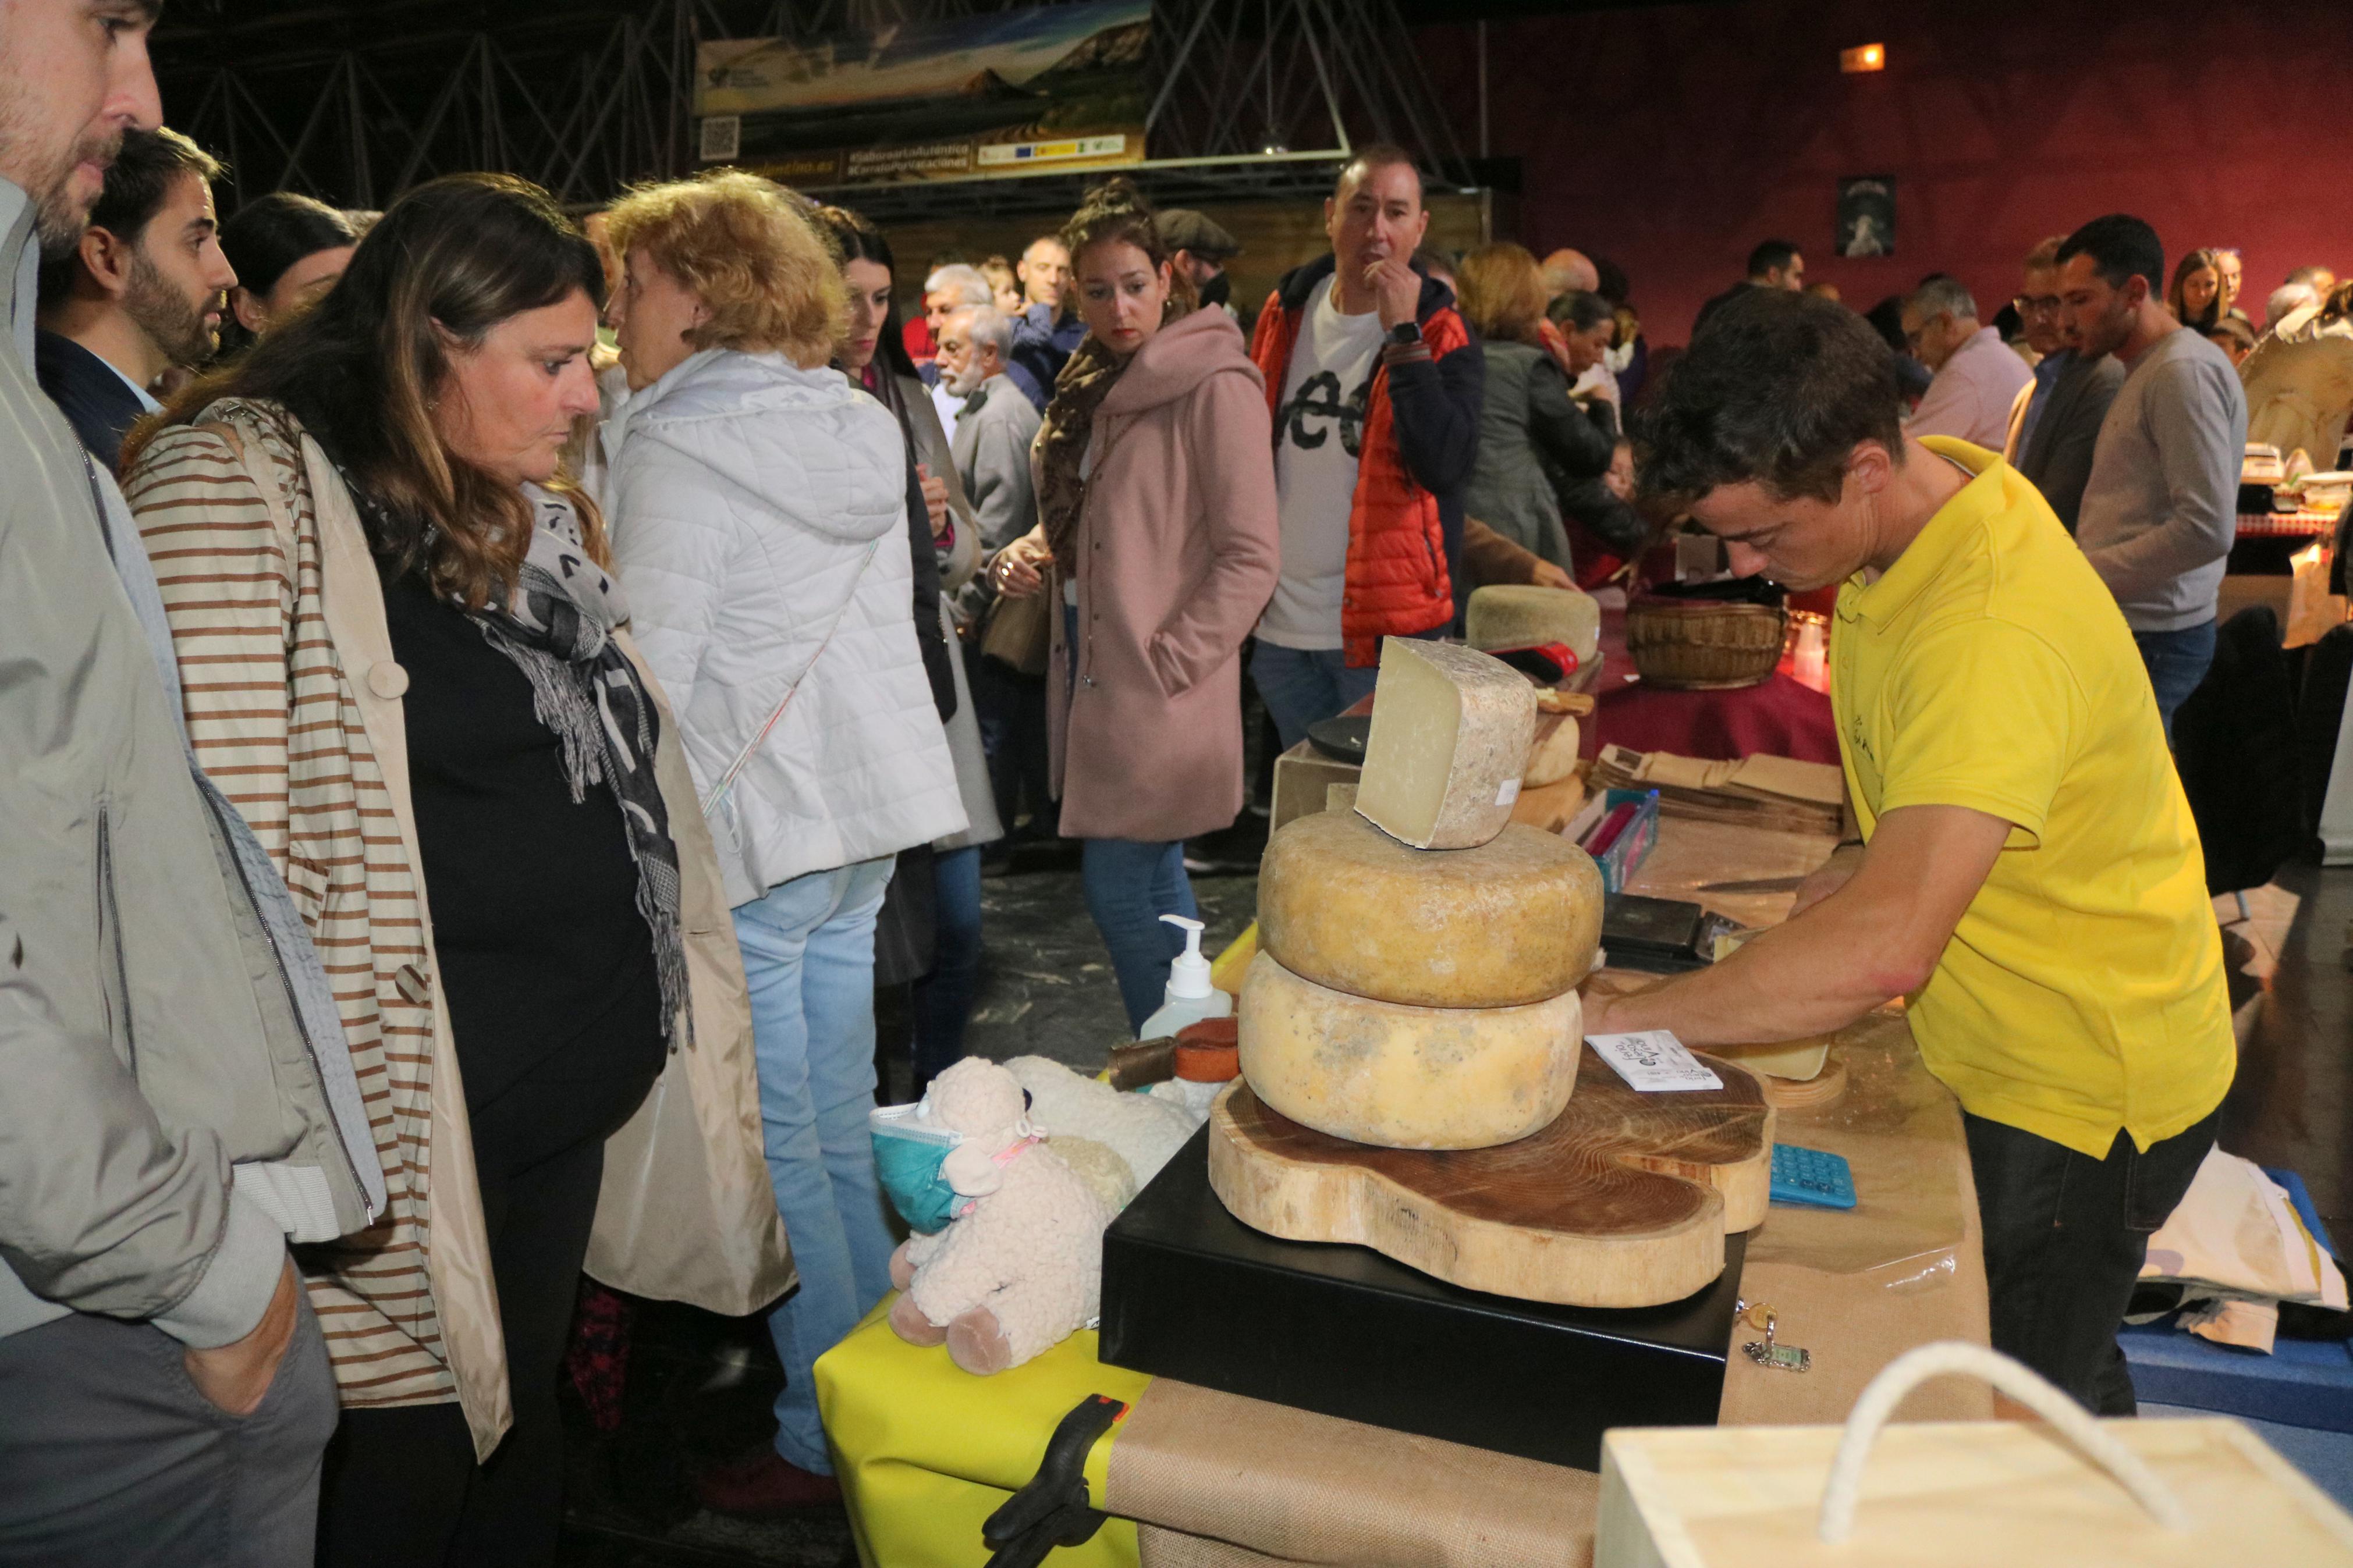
top-left (555, 849), bottom-right (2353, 1565)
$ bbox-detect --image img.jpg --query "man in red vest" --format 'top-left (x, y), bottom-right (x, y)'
top-left (1247, 145), bottom-right (1485, 749)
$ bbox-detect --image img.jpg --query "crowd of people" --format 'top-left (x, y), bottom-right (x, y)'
top-left (1, 3), bottom-right (2345, 1565)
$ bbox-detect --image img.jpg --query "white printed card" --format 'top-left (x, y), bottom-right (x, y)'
top-left (1586, 1030), bottom-right (1724, 1092)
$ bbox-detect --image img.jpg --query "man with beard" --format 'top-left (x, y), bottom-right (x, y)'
top-left (2060, 214), bottom-right (2247, 736)
top-left (2, 1), bottom-right (372, 1560)
top-left (1156, 207), bottom-right (1239, 318)
top-left (2002, 234), bottom-right (2124, 535)
top-left (37, 123), bottom-right (231, 468)
top-left (942, 303), bottom-right (1040, 555)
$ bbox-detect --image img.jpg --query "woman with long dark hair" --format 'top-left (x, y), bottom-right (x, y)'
top-left (215, 191), bottom-right (357, 353)
top-left (812, 203), bottom-right (1005, 1097)
top-left (120, 172), bottom-right (785, 1566)
top-left (2169, 247), bottom-right (2224, 333)
top-left (990, 179), bottom-right (1280, 1029)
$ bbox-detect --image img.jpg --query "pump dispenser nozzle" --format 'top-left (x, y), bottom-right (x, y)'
top-left (1159, 913), bottom-right (1212, 1000)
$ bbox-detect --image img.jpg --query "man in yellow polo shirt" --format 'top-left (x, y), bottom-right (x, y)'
top-left (1585, 290), bottom-right (2233, 1414)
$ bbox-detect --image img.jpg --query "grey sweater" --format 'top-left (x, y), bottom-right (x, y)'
top-left (2074, 326), bottom-right (2248, 632)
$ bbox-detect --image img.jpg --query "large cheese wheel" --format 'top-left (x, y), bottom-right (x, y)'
top-left (1238, 952), bottom-right (1584, 1150)
top-left (1354, 638), bottom-right (1535, 851)
top-left (1258, 810), bottom-right (1603, 1007)
top-left (1465, 584), bottom-right (1600, 668)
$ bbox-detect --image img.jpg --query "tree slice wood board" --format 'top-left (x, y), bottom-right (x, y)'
top-left (1208, 1047), bottom-right (1774, 1309)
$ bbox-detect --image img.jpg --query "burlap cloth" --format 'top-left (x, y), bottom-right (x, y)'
top-left (1107, 822), bottom-right (1993, 1567)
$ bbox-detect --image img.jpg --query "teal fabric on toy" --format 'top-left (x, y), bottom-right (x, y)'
top-left (871, 1104), bottom-right (961, 1234)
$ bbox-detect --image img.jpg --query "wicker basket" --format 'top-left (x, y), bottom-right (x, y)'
top-left (1625, 596), bottom-right (1787, 690)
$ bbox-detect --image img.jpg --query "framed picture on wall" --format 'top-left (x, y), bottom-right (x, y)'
top-left (1836, 177), bottom-right (1894, 258)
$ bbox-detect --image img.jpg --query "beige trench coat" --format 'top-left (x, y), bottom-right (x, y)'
top-left (265, 430), bottom-right (790, 1457)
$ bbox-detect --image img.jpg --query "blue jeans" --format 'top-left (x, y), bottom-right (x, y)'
top-left (1061, 602), bottom-right (1201, 1029)
top-left (1082, 837), bottom-right (1197, 1033)
top-left (1250, 641), bottom-right (1381, 753)
top-left (732, 857), bottom-right (900, 1474)
top-left (2132, 620), bottom-right (2217, 744)
top-left (910, 844), bottom-right (984, 1091)
top-left (969, 644), bottom-right (1056, 837)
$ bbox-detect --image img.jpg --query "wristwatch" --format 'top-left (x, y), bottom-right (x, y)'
top-left (1387, 320), bottom-right (1423, 347)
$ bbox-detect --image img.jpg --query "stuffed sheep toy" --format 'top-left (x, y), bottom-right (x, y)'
top-left (1005, 1055), bottom-right (1202, 1194)
top-left (888, 1059), bottom-right (1111, 1375)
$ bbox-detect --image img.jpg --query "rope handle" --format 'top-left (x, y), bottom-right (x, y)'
top-left (700, 539), bottom-right (881, 816)
top-left (1816, 1341), bottom-right (2191, 1543)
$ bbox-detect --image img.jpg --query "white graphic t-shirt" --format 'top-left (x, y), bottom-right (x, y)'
top-left (1257, 276), bottom-right (1385, 650)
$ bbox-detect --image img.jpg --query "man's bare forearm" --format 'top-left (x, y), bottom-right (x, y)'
top-left (1585, 897), bottom-right (1919, 1046)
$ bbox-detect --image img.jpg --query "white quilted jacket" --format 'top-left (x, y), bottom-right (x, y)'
top-left (602, 349), bottom-right (965, 907)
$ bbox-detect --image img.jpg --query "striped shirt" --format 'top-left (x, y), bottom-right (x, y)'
top-left (126, 402), bottom-right (454, 1411)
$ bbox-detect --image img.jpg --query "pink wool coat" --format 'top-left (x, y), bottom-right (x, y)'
top-left (1045, 308), bottom-right (1281, 842)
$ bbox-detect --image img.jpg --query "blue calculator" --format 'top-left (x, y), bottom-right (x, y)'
top-left (1770, 1143), bottom-right (1856, 1209)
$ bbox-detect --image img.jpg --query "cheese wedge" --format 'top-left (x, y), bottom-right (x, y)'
top-left (1239, 952), bottom-right (1583, 1149)
top-left (1353, 638), bottom-right (1536, 850)
top-left (1524, 712), bottom-right (1582, 788)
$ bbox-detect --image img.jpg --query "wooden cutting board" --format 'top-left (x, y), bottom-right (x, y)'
top-left (1208, 1047), bottom-right (1773, 1309)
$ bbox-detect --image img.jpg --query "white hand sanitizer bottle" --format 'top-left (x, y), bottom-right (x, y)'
top-left (1137, 913), bottom-right (1234, 1040)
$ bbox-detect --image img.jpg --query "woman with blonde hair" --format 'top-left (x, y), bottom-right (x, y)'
top-left (1456, 241), bottom-right (1619, 571)
top-left (2169, 247), bottom-right (2224, 332)
top-left (120, 172), bottom-right (786, 1565)
top-left (597, 170), bottom-right (964, 1512)
top-left (989, 178), bottom-right (1279, 1029)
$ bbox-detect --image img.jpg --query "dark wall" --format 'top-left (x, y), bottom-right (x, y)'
top-left (1417, 0), bottom-right (2353, 345)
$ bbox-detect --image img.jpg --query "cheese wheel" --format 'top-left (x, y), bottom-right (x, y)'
top-left (1354, 638), bottom-right (1535, 851)
top-left (1465, 584), bottom-right (1601, 667)
top-left (1258, 810), bottom-right (1603, 1007)
top-left (1238, 952), bottom-right (1582, 1149)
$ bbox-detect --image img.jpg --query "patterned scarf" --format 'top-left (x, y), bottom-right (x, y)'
top-left (1034, 333), bottom-right (1131, 577)
top-left (322, 433), bottom-right (692, 1048)
top-left (471, 491), bottom-right (690, 1047)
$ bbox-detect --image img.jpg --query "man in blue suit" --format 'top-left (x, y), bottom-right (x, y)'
top-left (35, 124), bottom-right (232, 470)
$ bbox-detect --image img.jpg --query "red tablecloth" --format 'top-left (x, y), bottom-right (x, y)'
top-left (1582, 671), bottom-right (1840, 764)
top-left (1583, 592), bottom-right (1841, 764)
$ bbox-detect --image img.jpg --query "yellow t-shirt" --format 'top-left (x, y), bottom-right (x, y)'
top-left (1832, 438), bottom-right (2233, 1158)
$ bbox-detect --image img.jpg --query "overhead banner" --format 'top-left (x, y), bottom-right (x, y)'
top-left (694, 1), bottom-right (1152, 187)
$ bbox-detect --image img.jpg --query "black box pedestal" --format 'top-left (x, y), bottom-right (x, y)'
top-left (1099, 1126), bottom-right (1741, 1472)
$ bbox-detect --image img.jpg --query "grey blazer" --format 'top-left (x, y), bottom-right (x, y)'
top-left (2017, 349), bottom-right (2128, 534)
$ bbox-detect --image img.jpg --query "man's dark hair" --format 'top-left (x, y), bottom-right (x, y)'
top-left (88, 126), bottom-right (221, 246)
top-left (2055, 214), bottom-right (2164, 296)
top-left (1548, 287), bottom-right (1612, 335)
top-left (1634, 290), bottom-right (1903, 507)
top-left (1334, 143), bottom-right (1421, 206)
top-left (1591, 254), bottom-right (1630, 306)
top-left (38, 127), bottom-right (222, 307)
top-left (1745, 239), bottom-right (1800, 279)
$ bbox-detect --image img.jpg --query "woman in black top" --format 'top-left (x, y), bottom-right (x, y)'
top-left (127, 175), bottom-right (700, 1567)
